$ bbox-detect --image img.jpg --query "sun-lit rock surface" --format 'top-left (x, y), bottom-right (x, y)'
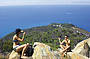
top-left (32, 42), bottom-right (60, 59)
top-left (72, 38), bottom-right (90, 57)
top-left (67, 52), bottom-right (88, 59)
top-left (9, 50), bottom-right (20, 59)
top-left (9, 38), bottom-right (90, 59)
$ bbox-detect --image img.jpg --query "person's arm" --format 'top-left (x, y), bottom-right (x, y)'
top-left (16, 37), bottom-right (24, 42)
top-left (61, 40), bottom-right (65, 45)
top-left (58, 38), bottom-right (62, 44)
top-left (58, 38), bottom-right (65, 45)
top-left (16, 32), bottom-right (26, 42)
top-left (22, 32), bottom-right (26, 40)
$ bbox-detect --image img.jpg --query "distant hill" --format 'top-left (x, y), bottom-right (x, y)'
top-left (0, 23), bottom-right (90, 53)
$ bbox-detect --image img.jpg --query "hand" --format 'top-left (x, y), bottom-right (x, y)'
top-left (23, 32), bottom-right (26, 35)
top-left (58, 37), bottom-right (61, 40)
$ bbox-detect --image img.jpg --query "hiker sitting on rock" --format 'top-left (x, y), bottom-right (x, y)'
top-left (58, 35), bottom-right (71, 55)
top-left (13, 28), bottom-right (29, 58)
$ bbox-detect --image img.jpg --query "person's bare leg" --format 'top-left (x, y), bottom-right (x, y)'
top-left (59, 45), bottom-right (66, 57)
top-left (21, 43), bottom-right (29, 58)
top-left (62, 46), bottom-right (70, 53)
top-left (61, 46), bottom-right (70, 57)
top-left (60, 45), bottom-right (65, 50)
top-left (22, 44), bottom-right (27, 56)
top-left (16, 44), bottom-right (27, 52)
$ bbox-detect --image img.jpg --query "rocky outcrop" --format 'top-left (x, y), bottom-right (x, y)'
top-left (79, 42), bottom-right (89, 57)
top-left (9, 50), bottom-right (20, 59)
top-left (32, 42), bottom-right (60, 59)
top-left (72, 38), bottom-right (90, 58)
top-left (67, 52), bottom-right (89, 59)
top-left (32, 39), bottom-right (90, 59)
top-left (9, 38), bottom-right (90, 59)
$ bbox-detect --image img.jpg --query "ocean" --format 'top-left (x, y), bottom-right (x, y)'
top-left (0, 5), bottom-right (90, 38)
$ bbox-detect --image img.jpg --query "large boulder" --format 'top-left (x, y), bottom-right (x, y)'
top-left (72, 38), bottom-right (90, 58)
top-left (79, 42), bottom-right (89, 57)
top-left (32, 42), bottom-right (60, 59)
top-left (67, 52), bottom-right (88, 59)
top-left (9, 50), bottom-right (20, 59)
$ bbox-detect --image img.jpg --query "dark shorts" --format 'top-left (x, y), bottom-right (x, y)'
top-left (67, 46), bottom-right (71, 52)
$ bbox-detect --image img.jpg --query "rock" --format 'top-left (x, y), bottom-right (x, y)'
top-left (32, 42), bottom-right (60, 59)
top-left (79, 42), bottom-right (89, 57)
top-left (72, 38), bottom-right (90, 58)
top-left (53, 51), bottom-right (61, 59)
top-left (32, 39), bottom-right (90, 59)
top-left (9, 38), bottom-right (90, 59)
top-left (67, 52), bottom-right (88, 59)
top-left (9, 50), bottom-right (20, 59)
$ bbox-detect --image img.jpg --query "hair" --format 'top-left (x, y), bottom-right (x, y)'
top-left (15, 28), bottom-right (21, 34)
top-left (65, 35), bottom-right (69, 37)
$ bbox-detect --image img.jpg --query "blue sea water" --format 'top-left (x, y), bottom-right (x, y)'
top-left (0, 5), bottom-right (90, 38)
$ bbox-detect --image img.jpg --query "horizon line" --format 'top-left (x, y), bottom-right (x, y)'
top-left (0, 4), bottom-right (90, 6)
top-left (0, 2), bottom-right (90, 6)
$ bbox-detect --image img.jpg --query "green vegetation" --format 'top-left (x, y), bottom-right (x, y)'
top-left (0, 23), bottom-right (90, 52)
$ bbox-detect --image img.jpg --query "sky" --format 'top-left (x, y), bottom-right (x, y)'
top-left (0, 0), bottom-right (90, 6)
